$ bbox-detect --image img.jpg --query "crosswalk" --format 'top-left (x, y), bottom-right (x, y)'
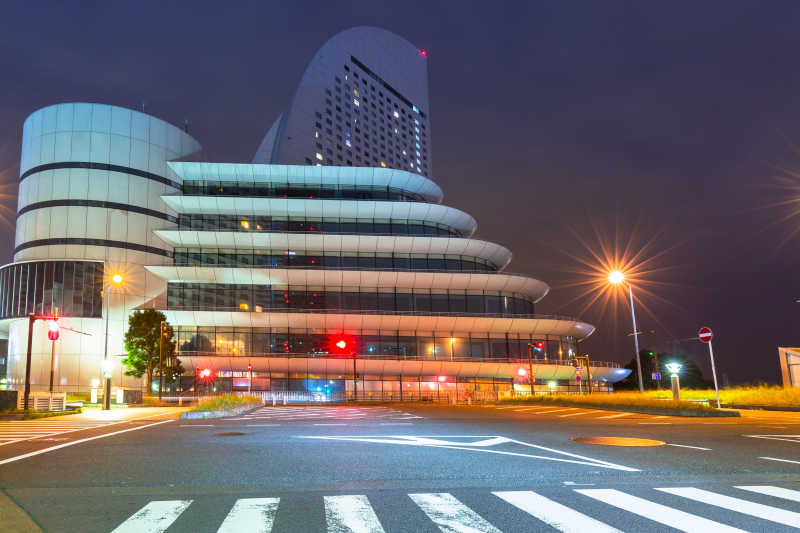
top-left (237, 406), bottom-right (423, 422)
top-left (497, 405), bottom-right (674, 422)
top-left (110, 485), bottom-right (800, 532)
top-left (0, 419), bottom-right (113, 446)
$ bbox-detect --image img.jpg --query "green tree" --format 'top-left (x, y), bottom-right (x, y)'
top-left (615, 349), bottom-right (710, 390)
top-left (121, 309), bottom-right (183, 391)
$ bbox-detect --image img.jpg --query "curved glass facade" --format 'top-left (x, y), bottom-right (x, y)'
top-left (167, 283), bottom-right (536, 315)
top-left (177, 215), bottom-right (462, 237)
top-left (173, 248), bottom-right (498, 272)
top-left (173, 326), bottom-right (574, 360)
top-left (182, 181), bottom-right (431, 202)
top-left (0, 261), bottom-right (103, 319)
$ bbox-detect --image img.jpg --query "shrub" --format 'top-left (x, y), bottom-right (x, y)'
top-left (191, 394), bottom-right (263, 412)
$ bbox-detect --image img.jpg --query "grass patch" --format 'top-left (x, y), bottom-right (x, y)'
top-left (646, 385), bottom-right (800, 407)
top-left (0, 408), bottom-right (83, 419)
top-left (191, 394), bottom-right (263, 413)
top-left (499, 392), bottom-right (716, 411)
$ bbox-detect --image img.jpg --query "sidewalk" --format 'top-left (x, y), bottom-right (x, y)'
top-left (51, 406), bottom-right (190, 421)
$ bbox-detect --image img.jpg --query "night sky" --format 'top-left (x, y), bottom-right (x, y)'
top-left (2, 1), bottom-right (799, 383)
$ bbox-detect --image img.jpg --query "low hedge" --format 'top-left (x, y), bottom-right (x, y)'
top-left (498, 393), bottom-right (740, 416)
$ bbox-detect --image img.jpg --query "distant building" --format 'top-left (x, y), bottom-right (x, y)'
top-left (778, 347), bottom-right (800, 387)
top-left (0, 27), bottom-right (629, 397)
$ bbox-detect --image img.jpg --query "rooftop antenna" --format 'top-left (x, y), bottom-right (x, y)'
top-left (183, 118), bottom-right (189, 133)
top-left (141, 101), bottom-right (146, 113)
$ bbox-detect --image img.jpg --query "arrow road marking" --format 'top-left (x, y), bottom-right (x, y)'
top-left (297, 435), bottom-right (639, 472)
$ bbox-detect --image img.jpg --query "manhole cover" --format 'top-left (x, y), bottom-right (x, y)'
top-left (571, 436), bottom-right (665, 447)
top-left (215, 432), bottom-right (246, 437)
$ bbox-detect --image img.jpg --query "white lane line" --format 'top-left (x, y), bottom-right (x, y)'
top-left (409, 492), bottom-right (501, 533)
top-left (0, 420), bottom-right (173, 466)
top-left (666, 443), bottom-right (712, 451)
top-left (657, 487), bottom-right (800, 528)
top-left (760, 456), bottom-right (800, 465)
top-left (216, 497), bottom-right (279, 533)
top-left (111, 500), bottom-right (192, 533)
top-left (735, 485), bottom-right (800, 502)
top-left (493, 490), bottom-right (621, 533)
top-left (595, 412), bottom-right (633, 420)
top-left (532, 408), bottom-right (579, 415)
top-left (558, 411), bottom-right (595, 418)
top-left (575, 489), bottom-right (745, 533)
top-left (324, 495), bottom-right (385, 533)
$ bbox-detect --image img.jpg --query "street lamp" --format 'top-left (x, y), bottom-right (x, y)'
top-left (608, 270), bottom-right (644, 393)
top-left (103, 273), bottom-right (123, 410)
top-left (665, 362), bottom-right (682, 401)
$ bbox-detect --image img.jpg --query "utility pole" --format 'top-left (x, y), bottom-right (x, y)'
top-left (651, 329), bottom-right (661, 390)
top-left (158, 320), bottom-right (165, 400)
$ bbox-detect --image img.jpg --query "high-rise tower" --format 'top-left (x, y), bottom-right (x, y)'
top-left (253, 27), bottom-right (432, 179)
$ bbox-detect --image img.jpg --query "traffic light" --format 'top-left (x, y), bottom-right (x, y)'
top-left (532, 341), bottom-right (544, 353)
top-left (247, 363), bottom-right (252, 372)
top-left (47, 320), bottom-right (59, 341)
top-left (200, 368), bottom-right (211, 378)
top-left (327, 333), bottom-right (356, 356)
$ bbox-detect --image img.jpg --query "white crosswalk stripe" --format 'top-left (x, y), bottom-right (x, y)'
top-left (216, 498), bottom-right (279, 533)
top-left (0, 420), bottom-right (113, 445)
top-left (656, 486), bottom-right (800, 528)
top-left (108, 485), bottom-right (800, 532)
top-left (241, 406), bottom-right (421, 422)
top-left (325, 495), bottom-right (385, 533)
top-left (111, 500), bottom-right (192, 533)
top-left (736, 484), bottom-right (800, 502)
top-left (575, 488), bottom-right (747, 532)
top-left (493, 490), bottom-right (622, 532)
top-left (409, 492), bottom-right (501, 533)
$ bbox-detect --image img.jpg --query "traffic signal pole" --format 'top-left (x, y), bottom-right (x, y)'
top-left (23, 314), bottom-right (35, 411)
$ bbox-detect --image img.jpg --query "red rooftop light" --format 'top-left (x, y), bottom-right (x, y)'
top-left (419, 49), bottom-right (427, 58)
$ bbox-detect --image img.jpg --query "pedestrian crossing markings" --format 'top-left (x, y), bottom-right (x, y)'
top-left (0, 420), bottom-right (112, 446)
top-left (110, 485), bottom-right (800, 532)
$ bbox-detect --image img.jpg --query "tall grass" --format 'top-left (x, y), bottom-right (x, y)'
top-left (191, 394), bottom-right (263, 412)
top-left (648, 385), bottom-right (800, 407)
top-left (499, 392), bottom-right (715, 411)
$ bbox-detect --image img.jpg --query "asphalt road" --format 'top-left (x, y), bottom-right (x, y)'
top-left (1, 404), bottom-right (800, 532)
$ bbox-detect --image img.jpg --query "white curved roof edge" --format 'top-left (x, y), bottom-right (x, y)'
top-left (161, 309), bottom-right (594, 340)
top-left (174, 356), bottom-right (626, 382)
top-left (160, 196), bottom-right (478, 237)
top-left (146, 265), bottom-right (550, 302)
top-left (167, 162), bottom-right (444, 202)
top-left (153, 231), bottom-right (513, 270)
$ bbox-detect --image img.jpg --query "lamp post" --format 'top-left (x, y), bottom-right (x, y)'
top-left (608, 270), bottom-right (644, 393)
top-left (103, 273), bottom-right (123, 410)
top-left (666, 362), bottom-right (682, 401)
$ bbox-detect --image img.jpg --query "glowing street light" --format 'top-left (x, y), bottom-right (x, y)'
top-left (608, 269), bottom-right (644, 393)
top-left (103, 273), bottom-right (124, 410)
top-left (665, 362), bottom-right (682, 400)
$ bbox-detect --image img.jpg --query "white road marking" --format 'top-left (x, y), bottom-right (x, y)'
top-left (666, 443), bottom-right (712, 450)
top-left (0, 420), bottom-right (120, 446)
top-left (595, 412), bottom-right (633, 419)
top-left (216, 497), bottom-right (279, 533)
top-left (111, 500), bottom-right (192, 533)
top-left (656, 486), bottom-right (800, 528)
top-left (532, 408), bottom-right (579, 415)
top-left (759, 456), bottom-right (800, 465)
top-left (246, 424), bottom-right (281, 427)
top-left (736, 485), bottom-right (800, 502)
top-left (299, 435), bottom-right (640, 471)
top-left (324, 495), bottom-right (385, 533)
top-left (314, 423), bottom-right (347, 426)
top-left (0, 420), bottom-right (173, 466)
top-left (558, 411), bottom-right (595, 418)
top-left (743, 434), bottom-right (800, 444)
top-left (409, 492), bottom-right (501, 533)
top-left (576, 489), bottom-right (745, 533)
top-left (493, 490), bottom-right (621, 533)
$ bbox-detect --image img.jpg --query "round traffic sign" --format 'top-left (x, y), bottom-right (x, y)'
top-left (698, 327), bottom-right (713, 343)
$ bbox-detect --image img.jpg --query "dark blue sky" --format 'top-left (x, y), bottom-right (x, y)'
top-left (2, 1), bottom-right (799, 383)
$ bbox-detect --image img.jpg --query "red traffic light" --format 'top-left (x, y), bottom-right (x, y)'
top-left (200, 368), bottom-right (211, 378)
top-left (247, 363), bottom-right (252, 371)
top-left (47, 320), bottom-right (59, 341)
top-left (327, 334), bottom-right (356, 356)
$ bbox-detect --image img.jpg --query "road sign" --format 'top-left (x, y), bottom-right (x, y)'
top-left (651, 372), bottom-right (661, 380)
top-left (698, 327), bottom-right (713, 343)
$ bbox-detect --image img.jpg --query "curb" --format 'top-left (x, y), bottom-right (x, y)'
top-left (498, 402), bottom-right (740, 417)
top-left (180, 403), bottom-right (261, 420)
top-left (724, 404), bottom-right (800, 412)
